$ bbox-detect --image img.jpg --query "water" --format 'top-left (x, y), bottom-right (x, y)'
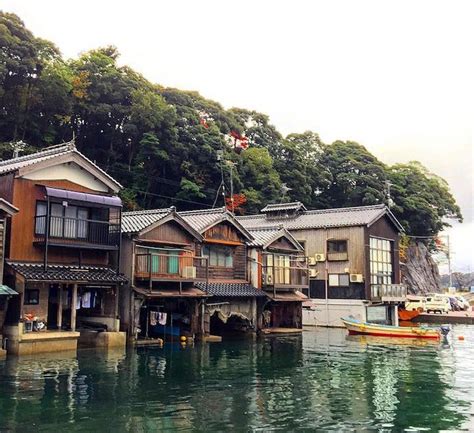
top-left (0, 327), bottom-right (473, 432)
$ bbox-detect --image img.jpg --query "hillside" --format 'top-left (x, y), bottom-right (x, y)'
top-left (0, 11), bottom-right (462, 249)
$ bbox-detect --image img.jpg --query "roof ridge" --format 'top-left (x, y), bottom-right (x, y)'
top-left (0, 142), bottom-right (72, 167)
top-left (237, 214), bottom-right (265, 219)
top-left (247, 225), bottom-right (285, 231)
top-left (123, 207), bottom-right (172, 216)
top-left (179, 206), bottom-right (226, 215)
top-left (304, 204), bottom-right (386, 215)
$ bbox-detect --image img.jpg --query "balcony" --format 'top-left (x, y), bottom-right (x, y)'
top-left (135, 251), bottom-right (209, 283)
top-left (262, 263), bottom-right (309, 290)
top-left (34, 215), bottom-right (121, 250)
top-left (371, 284), bottom-right (407, 302)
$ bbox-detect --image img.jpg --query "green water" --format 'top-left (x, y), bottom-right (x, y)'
top-left (0, 327), bottom-right (473, 432)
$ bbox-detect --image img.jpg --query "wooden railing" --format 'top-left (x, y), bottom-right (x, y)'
top-left (262, 257), bottom-right (309, 289)
top-left (135, 252), bottom-right (208, 282)
top-left (34, 215), bottom-right (121, 248)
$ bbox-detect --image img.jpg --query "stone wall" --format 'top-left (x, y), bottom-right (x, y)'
top-left (401, 241), bottom-right (441, 295)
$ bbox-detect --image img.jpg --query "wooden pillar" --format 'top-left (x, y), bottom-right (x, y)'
top-left (57, 284), bottom-right (63, 330)
top-left (71, 284), bottom-right (78, 332)
top-left (114, 285), bottom-right (119, 332)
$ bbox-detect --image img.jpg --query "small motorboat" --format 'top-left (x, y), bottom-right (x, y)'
top-left (398, 308), bottom-right (421, 321)
top-left (341, 316), bottom-right (446, 340)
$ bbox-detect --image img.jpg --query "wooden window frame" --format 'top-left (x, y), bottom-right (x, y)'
top-left (327, 239), bottom-right (349, 261)
top-left (201, 244), bottom-right (234, 268)
top-left (24, 289), bottom-right (40, 305)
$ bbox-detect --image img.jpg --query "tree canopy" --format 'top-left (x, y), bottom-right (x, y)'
top-left (0, 12), bottom-right (463, 237)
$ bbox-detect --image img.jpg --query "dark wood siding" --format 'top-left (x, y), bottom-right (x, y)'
top-left (204, 222), bottom-right (242, 243)
top-left (267, 237), bottom-right (299, 252)
top-left (140, 220), bottom-right (195, 246)
top-left (0, 173), bottom-right (15, 203)
top-left (198, 221), bottom-right (248, 281)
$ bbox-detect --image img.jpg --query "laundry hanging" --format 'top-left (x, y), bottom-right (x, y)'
top-left (150, 311), bottom-right (158, 326)
top-left (158, 312), bottom-right (167, 326)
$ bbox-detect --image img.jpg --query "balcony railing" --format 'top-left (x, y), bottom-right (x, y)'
top-left (135, 252), bottom-right (208, 282)
top-left (34, 215), bottom-right (121, 249)
top-left (262, 264), bottom-right (309, 289)
top-left (371, 284), bottom-right (407, 301)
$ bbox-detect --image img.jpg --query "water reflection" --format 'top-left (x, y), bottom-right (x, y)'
top-left (0, 328), bottom-right (472, 432)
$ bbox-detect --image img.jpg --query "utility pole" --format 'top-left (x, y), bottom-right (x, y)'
top-left (447, 235), bottom-right (453, 288)
top-left (385, 180), bottom-right (394, 208)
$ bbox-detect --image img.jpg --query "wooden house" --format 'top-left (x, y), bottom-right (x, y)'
top-left (178, 208), bottom-right (267, 336)
top-left (0, 198), bottom-right (19, 358)
top-left (238, 202), bottom-right (406, 327)
top-left (246, 226), bottom-right (309, 330)
top-left (120, 207), bottom-right (207, 341)
top-left (0, 141), bottom-right (127, 355)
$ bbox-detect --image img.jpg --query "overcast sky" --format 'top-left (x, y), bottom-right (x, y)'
top-left (3, 0), bottom-right (473, 271)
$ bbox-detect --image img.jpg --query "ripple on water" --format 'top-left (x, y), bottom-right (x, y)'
top-left (0, 326), bottom-right (473, 431)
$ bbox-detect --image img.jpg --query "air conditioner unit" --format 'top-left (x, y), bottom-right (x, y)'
top-left (308, 257), bottom-right (317, 266)
top-left (314, 253), bottom-right (326, 262)
top-left (265, 274), bottom-right (274, 285)
top-left (350, 273), bottom-right (364, 283)
top-left (181, 266), bottom-right (197, 279)
top-left (309, 269), bottom-right (318, 278)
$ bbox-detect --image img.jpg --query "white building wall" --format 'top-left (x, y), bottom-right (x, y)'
top-left (23, 163), bottom-right (109, 192)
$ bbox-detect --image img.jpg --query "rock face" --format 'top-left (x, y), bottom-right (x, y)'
top-left (401, 241), bottom-right (442, 295)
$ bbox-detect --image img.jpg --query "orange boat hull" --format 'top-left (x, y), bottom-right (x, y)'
top-left (398, 309), bottom-right (421, 321)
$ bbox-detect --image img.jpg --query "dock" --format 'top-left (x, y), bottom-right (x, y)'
top-left (261, 328), bottom-right (303, 335)
top-left (413, 311), bottom-right (474, 325)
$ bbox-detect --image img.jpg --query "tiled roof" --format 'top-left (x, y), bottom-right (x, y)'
top-left (261, 201), bottom-right (306, 213)
top-left (122, 208), bottom-right (173, 233)
top-left (0, 141), bottom-right (122, 190)
top-left (0, 285), bottom-right (18, 296)
top-left (178, 207), bottom-right (227, 232)
top-left (246, 226), bottom-right (303, 251)
top-left (238, 204), bottom-right (404, 232)
top-left (195, 282), bottom-right (266, 297)
top-left (7, 262), bottom-right (128, 284)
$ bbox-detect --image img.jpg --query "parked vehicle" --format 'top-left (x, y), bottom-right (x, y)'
top-left (405, 296), bottom-right (425, 312)
top-left (448, 297), bottom-right (461, 311)
top-left (454, 295), bottom-right (470, 311)
top-left (425, 295), bottom-right (451, 314)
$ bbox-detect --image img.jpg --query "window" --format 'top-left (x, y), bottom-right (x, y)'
top-left (202, 245), bottom-right (233, 268)
top-left (24, 289), bottom-right (39, 305)
top-left (328, 274), bottom-right (350, 287)
top-left (369, 237), bottom-right (393, 286)
top-left (265, 254), bottom-right (291, 284)
top-left (327, 240), bottom-right (348, 253)
top-left (35, 202), bottom-right (47, 235)
top-left (35, 201), bottom-right (89, 239)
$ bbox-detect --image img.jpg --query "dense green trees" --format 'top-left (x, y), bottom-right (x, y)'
top-left (0, 12), bottom-right (462, 238)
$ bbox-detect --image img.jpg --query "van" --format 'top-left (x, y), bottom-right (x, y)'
top-left (404, 297), bottom-right (425, 312)
top-left (425, 295), bottom-right (451, 314)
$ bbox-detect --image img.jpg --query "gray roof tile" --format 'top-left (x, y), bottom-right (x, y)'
top-left (195, 282), bottom-right (266, 297)
top-left (7, 262), bottom-right (127, 284)
top-left (0, 141), bottom-right (122, 189)
top-left (122, 208), bottom-right (172, 233)
top-left (261, 201), bottom-right (306, 213)
top-left (178, 207), bottom-right (227, 233)
top-left (238, 204), bottom-right (403, 232)
top-left (246, 226), bottom-right (303, 250)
